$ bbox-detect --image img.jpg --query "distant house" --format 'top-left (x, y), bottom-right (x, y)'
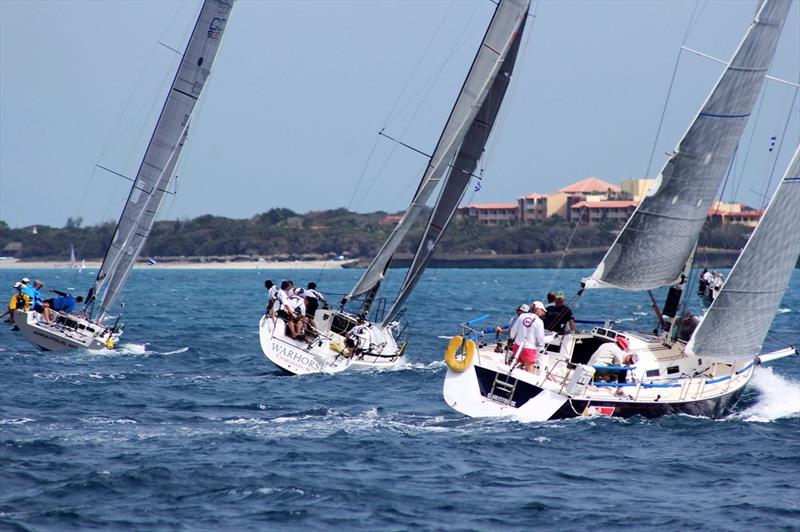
top-left (456, 203), bottom-right (518, 226)
top-left (707, 202), bottom-right (762, 227)
top-left (2, 242), bottom-right (22, 257)
top-left (379, 214), bottom-right (403, 225)
top-left (517, 193), bottom-right (548, 222)
top-left (570, 200), bottom-right (638, 226)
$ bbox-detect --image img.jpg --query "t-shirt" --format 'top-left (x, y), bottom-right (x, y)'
top-left (509, 312), bottom-right (545, 352)
top-left (588, 343), bottom-right (627, 367)
top-left (543, 304), bottom-right (573, 333)
top-left (285, 295), bottom-right (306, 317)
top-left (51, 295), bottom-right (77, 313)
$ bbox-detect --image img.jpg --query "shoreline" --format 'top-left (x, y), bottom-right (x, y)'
top-left (0, 259), bottom-right (355, 270)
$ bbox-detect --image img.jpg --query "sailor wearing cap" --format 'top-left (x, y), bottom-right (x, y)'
top-left (509, 301), bottom-right (546, 373)
top-left (543, 291), bottom-right (576, 334)
top-left (1, 282), bottom-right (28, 323)
top-left (587, 335), bottom-right (636, 383)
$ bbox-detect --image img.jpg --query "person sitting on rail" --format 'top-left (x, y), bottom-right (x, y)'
top-left (264, 279), bottom-right (278, 315)
top-left (275, 280), bottom-right (301, 338)
top-left (345, 317), bottom-right (372, 356)
top-left (43, 291), bottom-right (84, 323)
top-left (1, 282), bottom-right (28, 324)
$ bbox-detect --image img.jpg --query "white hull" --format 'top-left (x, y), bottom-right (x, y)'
top-left (443, 327), bottom-right (760, 421)
top-left (13, 309), bottom-right (118, 351)
top-left (258, 309), bottom-right (404, 375)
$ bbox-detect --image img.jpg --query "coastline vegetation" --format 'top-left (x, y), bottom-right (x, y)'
top-left (0, 208), bottom-right (755, 264)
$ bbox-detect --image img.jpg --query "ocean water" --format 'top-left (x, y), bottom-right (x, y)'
top-left (1, 267), bottom-right (798, 531)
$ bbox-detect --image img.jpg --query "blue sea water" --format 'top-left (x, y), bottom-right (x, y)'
top-left (1, 267), bottom-right (798, 531)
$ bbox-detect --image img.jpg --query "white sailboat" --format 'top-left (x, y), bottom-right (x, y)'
top-left (14, 0), bottom-right (234, 351)
top-left (69, 244), bottom-right (77, 269)
top-left (443, 0), bottom-right (797, 420)
top-left (259, 0), bottom-right (531, 375)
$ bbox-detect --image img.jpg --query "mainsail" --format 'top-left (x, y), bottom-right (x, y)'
top-left (686, 145), bottom-right (800, 360)
top-left (345, 0), bottom-right (530, 304)
top-left (382, 24), bottom-right (527, 325)
top-left (91, 0), bottom-right (234, 320)
top-left (583, 0), bottom-right (791, 291)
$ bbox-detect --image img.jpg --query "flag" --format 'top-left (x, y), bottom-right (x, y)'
top-left (147, 258), bottom-right (157, 266)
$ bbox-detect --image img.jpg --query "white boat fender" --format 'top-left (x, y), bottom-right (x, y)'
top-left (444, 335), bottom-right (476, 372)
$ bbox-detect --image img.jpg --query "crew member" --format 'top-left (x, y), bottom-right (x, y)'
top-left (509, 302), bottom-right (546, 373)
top-left (587, 335), bottom-right (636, 383)
top-left (1, 282), bottom-right (26, 324)
top-left (264, 279), bottom-right (278, 315)
top-left (543, 291), bottom-right (575, 334)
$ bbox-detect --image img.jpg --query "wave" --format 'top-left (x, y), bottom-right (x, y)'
top-left (778, 308), bottom-right (791, 314)
top-left (735, 367), bottom-right (800, 422)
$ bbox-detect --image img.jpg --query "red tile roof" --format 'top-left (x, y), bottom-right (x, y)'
top-left (464, 203), bottom-right (518, 210)
top-left (560, 177), bottom-right (621, 194)
top-left (570, 200), bottom-right (637, 209)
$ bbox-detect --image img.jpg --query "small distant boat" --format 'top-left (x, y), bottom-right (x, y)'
top-left (69, 244), bottom-right (77, 269)
top-left (443, 0), bottom-right (797, 421)
top-left (259, 0), bottom-right (531, 374)
top-left (14, 0), bottom-right (234, 351)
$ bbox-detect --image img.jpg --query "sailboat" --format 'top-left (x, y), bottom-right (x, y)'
top-left (443, 0), bottom-right (797, 420)
top-left (14, 0), bottom-right (234, 351)
top-left (69, 244), bottom-right (77, 269)
top-left (259, 0), bottom-right (531, 375)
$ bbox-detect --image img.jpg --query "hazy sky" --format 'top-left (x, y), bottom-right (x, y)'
top-left (1, 0), bottom-right (798, 229)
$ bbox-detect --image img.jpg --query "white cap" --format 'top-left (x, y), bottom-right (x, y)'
top-left (14, 281), bottom-right (23, 288)
top-left (21, 277), bottom-right (30, 284)
top-left (532, 301), bottom-right (546, 311)
top-left (517, 304), bottom-right (530, 312)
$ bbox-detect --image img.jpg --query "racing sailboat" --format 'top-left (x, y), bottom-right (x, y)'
top-left (259, 0), bottom-right (531, 375)
top-left (14, 0), bottom-right (234, 351)
top-left (443, 0), bottom-right (797, 420)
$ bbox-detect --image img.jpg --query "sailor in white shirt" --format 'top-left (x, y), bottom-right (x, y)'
top-left (509, 301), bottom-right (546, 372)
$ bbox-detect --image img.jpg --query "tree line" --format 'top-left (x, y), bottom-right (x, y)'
top-left (0, 208), bottom-right (754, 261)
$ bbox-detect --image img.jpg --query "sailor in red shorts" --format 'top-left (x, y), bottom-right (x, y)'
top-left (509, 301), bottom-right (546, 373)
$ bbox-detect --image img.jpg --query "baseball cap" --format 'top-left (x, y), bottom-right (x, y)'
top-left (532, 301), bottom-right (546, 311)
top-left (616, 335), bottom-right (629, 351)
top-left (554, 291), bottom-right (565, 300)
top-left (517, 304), bottom-right (530, 312)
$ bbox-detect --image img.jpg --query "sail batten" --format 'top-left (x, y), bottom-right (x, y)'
top-left (583, 0), bottom-right (791, 292)
top-left (686, 144), bottom-right (800, 360)
top-left (345, 0), bottom-right (530, 303)
top-left (92, 0), bottom-right (234, 320)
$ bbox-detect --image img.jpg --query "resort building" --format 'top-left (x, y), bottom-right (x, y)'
top-left (569, 200), bottom-right (638, 226)
top-left (707, 201), bottom-right (763, 227)
top-left (456, 203), bottom-right (519, 226)
top-left (517, 193), bottom-right (548, 222)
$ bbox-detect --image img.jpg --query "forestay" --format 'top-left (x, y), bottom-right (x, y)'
top-left (686, 145), bottom-right (800, 360)
top-left (382, 23), bottom-right (527, 325)
top-left (583, 0), bottom-right (791, 291)
top-left (92, 0), bottom-right (234, 320)
top-left (345, 0), bottom-right (531, 302)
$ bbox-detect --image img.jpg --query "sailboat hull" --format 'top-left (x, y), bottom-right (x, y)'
top-left (258, 311), bottom-right (404, 375)
top-left (442, 329), bottom-right (756, 421)
top-left (13, 310), bottom-right (117, 351)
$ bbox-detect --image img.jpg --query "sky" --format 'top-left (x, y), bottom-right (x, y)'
top-left (1, 0), bottom-right (798, 229)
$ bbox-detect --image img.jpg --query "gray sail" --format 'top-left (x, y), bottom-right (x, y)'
top-left (382, 25), bottom-right (526, 325)
top-left (92, 0), bottom-right (234, 319)
top-left (345, 0), bottom-right (530, 302)
top-left (583, 0), bottom-right (791, 291)
top-left (686, 144), bottom-right (800, 360)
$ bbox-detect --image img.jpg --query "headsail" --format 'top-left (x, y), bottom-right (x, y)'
top-left (91, 0), bottom-right (234, 320)
top-left (583, 0), bottom-right (791, 291)
top-left (382, 23), bottom-right (527, 325)
top-left (345, 0), bottom-right (530, 303)
top-left (686, 144), bottom-right (800, 360)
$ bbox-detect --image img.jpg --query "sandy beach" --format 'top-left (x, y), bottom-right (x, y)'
top-left (0, 259), bottom-right (357, 270)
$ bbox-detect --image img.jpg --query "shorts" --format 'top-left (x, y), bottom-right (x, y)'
top-left (512, 343), bottom-right (537, 364)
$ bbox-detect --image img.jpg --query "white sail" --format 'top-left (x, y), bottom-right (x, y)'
top-left (383, 22), bottom-right (527, 325)
top-left (583, 0), bottom-right (791, 291)
top-left (686, 144), bottom-right (800, 360)
top-left (345, 0), bottom-right (530, 302)
top-left (69, 244), bottom-right (76, 268)
top-left (91, 0), bottom-right (234, 319)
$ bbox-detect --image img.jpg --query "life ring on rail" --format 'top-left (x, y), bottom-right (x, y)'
top-left (444, 335), bottom-right (476, 372)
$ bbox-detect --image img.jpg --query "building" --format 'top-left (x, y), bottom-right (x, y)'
top-left (517, 193), bottom-right (547, 222)
top-left (456, 203), bottom-right (519, 226)
top-left (707, 202), bottom-right (762, 227)
top-left (570, 200), bottom-right (638, 226)
top-left (620, 178), bottom-right (657, 202)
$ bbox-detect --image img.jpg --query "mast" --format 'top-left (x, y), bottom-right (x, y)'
top-left (344, 0), bottom-right (531, 310)
top-left (382, 21), bottom-right (527, 325)
top-left (686, 144), bottom-right (800, 360)
top-left (582, 0), bottom-right (791, 292)
top-left (90, 0), bottom-right (234, 320)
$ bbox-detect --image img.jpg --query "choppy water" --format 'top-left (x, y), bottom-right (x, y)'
top-left (1, 267), bottom-right (798, 530)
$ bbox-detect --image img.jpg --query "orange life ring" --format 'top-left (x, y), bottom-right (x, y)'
top-left (444, 335), bottom-right (476, 372)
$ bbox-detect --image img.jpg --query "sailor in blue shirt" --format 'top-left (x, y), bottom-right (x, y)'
top-left (20, 279), bottom-right (37, 310)
top-left (51, 294), bottom-right (83, 313)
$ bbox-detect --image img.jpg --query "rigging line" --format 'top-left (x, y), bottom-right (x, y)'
top-left (378, 131), bottom-right (484, 181)
top-left (382, 0), bottom-right (456, 129)
top-left (643, 0), bottom-right (704, 180)
top-left (731, 87), bottom-right (768, 202)
top-left (759, 83), bottom-right (800, 210)
top-left (351, 2), bottom-right (485, 213)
